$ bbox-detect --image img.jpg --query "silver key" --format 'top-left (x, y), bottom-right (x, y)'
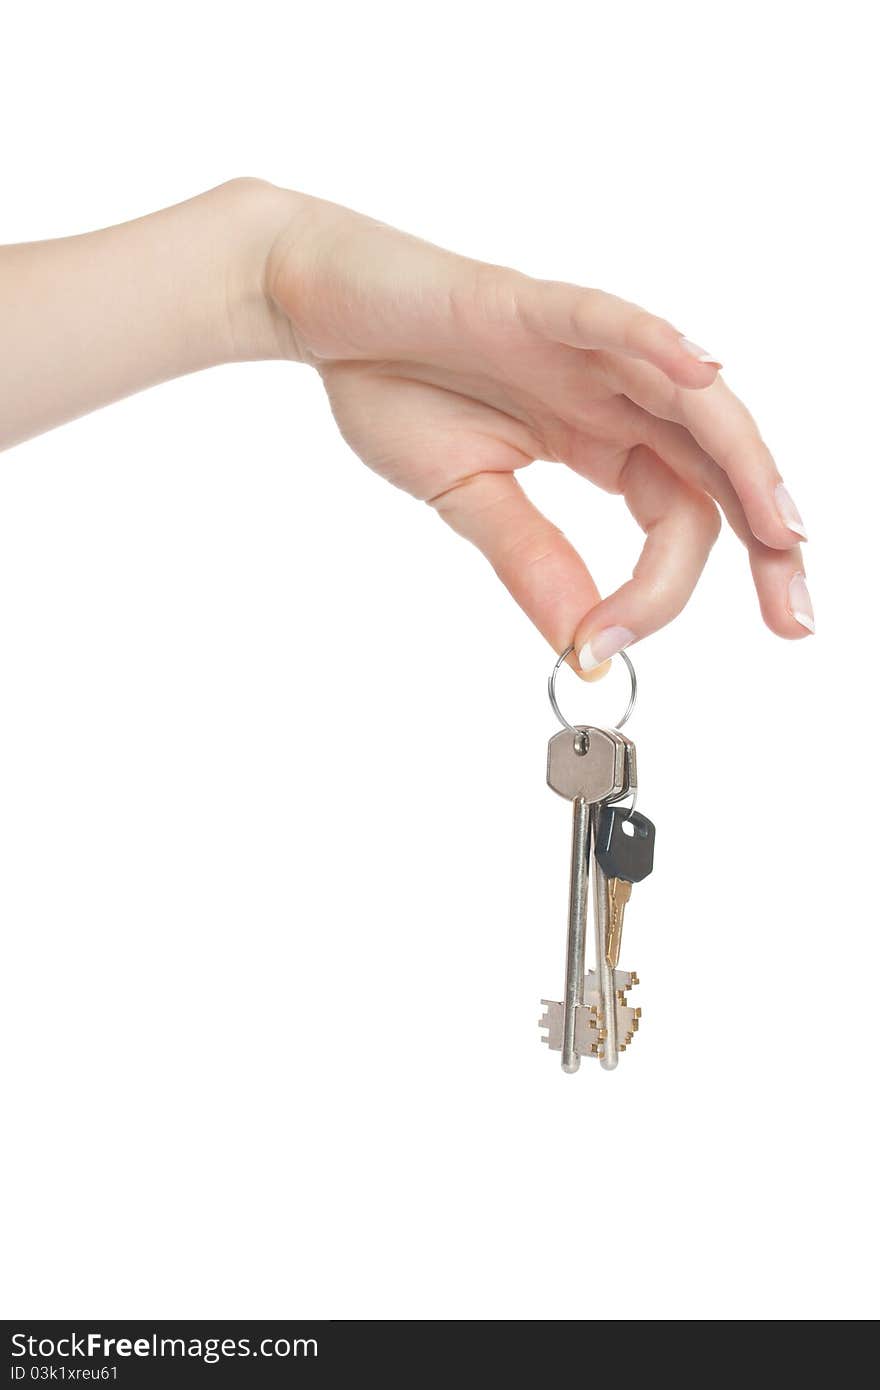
top-left (588, 728), bottom-right (638, 1068)
top-left (542, 725), bottom-right (630, 1073)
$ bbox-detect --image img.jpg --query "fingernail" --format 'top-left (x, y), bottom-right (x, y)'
top-left (775, 482), bottom-right (808, 540)
top-left (577, 626), bottom-right (636, 673)
top-left (788, 572), bottom-right (815, 633)
top-left (679, 335), bottom-right (722, 366)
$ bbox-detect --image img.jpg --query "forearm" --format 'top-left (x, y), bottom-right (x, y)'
top-left (0, 178), bottom-right (299, 451)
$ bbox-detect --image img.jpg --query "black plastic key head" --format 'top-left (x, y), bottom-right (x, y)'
top-left (595, 806), bottom-right (655, 883)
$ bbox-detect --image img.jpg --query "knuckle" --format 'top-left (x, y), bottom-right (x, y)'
top-left (569, 286), bottom-right (605, 338)
top-left (624, 309), bottom-right (666, 356)
top-left (713, 412), bottom-right (767, 475)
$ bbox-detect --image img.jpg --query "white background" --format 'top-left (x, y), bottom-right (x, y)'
top-left (1, 0), bottom-right (877, 1321)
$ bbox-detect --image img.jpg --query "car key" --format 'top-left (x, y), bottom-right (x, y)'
top-left (595, 805), bottom-right (656, 967)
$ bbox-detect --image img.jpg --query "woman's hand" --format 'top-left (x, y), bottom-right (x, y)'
top-left (0, 178), bottom-right (812, 673)
top-left (266, 187), bottom-right (812, 675)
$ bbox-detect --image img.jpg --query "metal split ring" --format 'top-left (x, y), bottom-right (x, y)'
top-left (547, 644), bottom-right (638, 734)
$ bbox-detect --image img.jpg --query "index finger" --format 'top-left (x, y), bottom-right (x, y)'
top-left (673, 376), bottom-right (808, 549)
top-left (515, 277), bottom-right (723, 390)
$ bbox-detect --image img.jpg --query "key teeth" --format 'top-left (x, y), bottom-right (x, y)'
top-left (539, 999), bottom-right (565, 1052)
top-left (540, 983), bottom-right (641, 1064)
top-left (587, 970), bottom-right (641, 1060)
top-left (539, 999), bottom-right (608, 1061)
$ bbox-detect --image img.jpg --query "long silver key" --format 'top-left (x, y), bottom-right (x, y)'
top-left (586, 728), bottom-right (636, 1068)
top-left (589, 802), bottom-right (624, 1069)
top-left (541, 725), bottom-right (628, 1072)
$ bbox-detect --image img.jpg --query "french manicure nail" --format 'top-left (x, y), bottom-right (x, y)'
top-left (775, 482), bottom-right (808, 539)
top-left (578, 626), bottom-right (636, 673)
top-left (788, 572), bottom-right (815, 633)
top-left (679, 335), bottom-right (722, 366)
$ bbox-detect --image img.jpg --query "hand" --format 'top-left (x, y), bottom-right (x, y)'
top-left (265, 189), bottom-right (812, 676)
top-left (1, 179), bottom-right (811, 673)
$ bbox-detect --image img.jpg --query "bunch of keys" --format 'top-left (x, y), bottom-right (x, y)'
top-left (540, 646), bottom-right (656, 1073)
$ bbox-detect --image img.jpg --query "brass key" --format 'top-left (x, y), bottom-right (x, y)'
top-left (605, 877), bottom-right (632, 968)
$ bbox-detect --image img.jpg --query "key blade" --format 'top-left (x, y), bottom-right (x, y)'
top-left (539, 1000), bottom-right (603, 1059)
top-left (539, 999), bottom-right (564, 1051)
top-left (585, 967), bottom-right (636, 997)
top-left (573, 1005), bottom-right (604, 1058)
top-left (605, 877), bottom-right (633, 967)
top-left (584, 969), bottom-right (641, 1057)
top-left (614, 1004), bottom-right (642, 1051)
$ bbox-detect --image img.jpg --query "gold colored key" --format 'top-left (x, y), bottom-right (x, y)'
top-left (605, 877), bottom-right (633, 968)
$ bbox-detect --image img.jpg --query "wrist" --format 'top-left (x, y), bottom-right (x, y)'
top-left (211, 177), bottom-right (307, 365)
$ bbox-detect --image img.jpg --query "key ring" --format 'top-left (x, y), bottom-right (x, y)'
top-left (548, 645), bottom-right (639, 820)
top-left (547, 645), bottom-right (638, 734)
